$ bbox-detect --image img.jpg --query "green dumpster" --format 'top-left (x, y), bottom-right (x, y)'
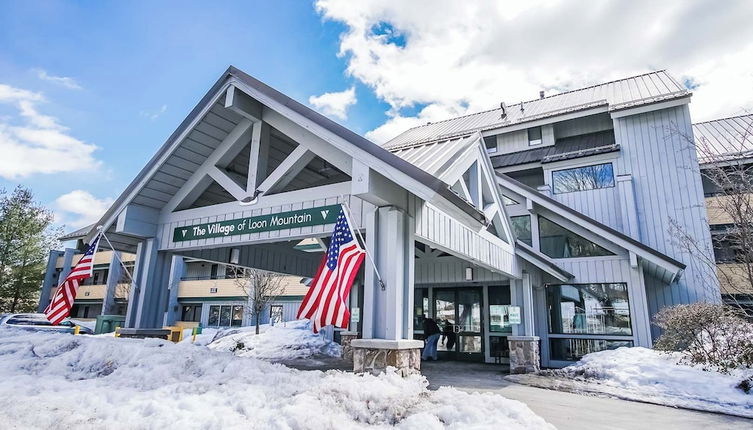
top-left (95, 315), bottom-right (126, 334)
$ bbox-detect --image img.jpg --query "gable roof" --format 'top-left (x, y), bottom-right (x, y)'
top-left (693, 114), bottom-right (753, 165)
top-left (385, 70), bottom-right (689, 149)
top-left (82, 66), bottom-right (485, 246)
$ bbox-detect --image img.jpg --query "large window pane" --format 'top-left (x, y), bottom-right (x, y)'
top-left (219, 305), bottom-right (232, 326)
top-left (231, 305), bottom-right (244, 327)
top-left (208, 305), bottom-right (220, 326)
top-left (539, 216), bottom-right (613, 258)
top-left (510, 215), bottom-right (532, 246)
top-left (547, 283), bottom-right (632, 335)
top-left (488, 286), bottom-right (512, 333)
top-left (552, 163), bottom-right (615, 194)
top-left (550, 338), bottom-right (633, 361)
top-left (414, 288), bottom-right (429, 330)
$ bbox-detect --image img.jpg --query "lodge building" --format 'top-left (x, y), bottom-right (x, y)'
top-left (40, 67), bottom-right (727, 373)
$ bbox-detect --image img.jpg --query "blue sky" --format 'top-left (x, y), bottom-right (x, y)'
top-left (0, 0), bottom-right (387, 228)
top-left (0, 0), bottom-right (751, 230)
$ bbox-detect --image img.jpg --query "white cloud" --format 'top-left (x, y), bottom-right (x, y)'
top-left (308, 86), bottom-right (357, 120)
top-left (140, 104), bottom-right (167, 120)
top-left (54, 190), bottom-right (113, 229)
top-left (0, 83), bottom-right (100, 179)
top-left (315, 0), bottom-right (753, 143)
top-left (34, 69), bottom-right (82, 90)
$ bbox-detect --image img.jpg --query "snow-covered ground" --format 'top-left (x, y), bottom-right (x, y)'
top-left (0, 329), bottom-right (554, 429)
top-left (203, 320), bottom-right (341, 360)
top-left (528, 347), bottom-right (753, 418)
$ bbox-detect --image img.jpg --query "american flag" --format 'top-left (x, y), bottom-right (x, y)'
top-left (297, 207), bottom-right (365, 333)
top-left (44, 235), bottom-right (101, 325)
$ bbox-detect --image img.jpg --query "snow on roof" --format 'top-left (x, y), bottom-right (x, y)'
top-left (693, 114), bottom-right (753, 164)
top-left (385, 70), bottom-right (688, 149)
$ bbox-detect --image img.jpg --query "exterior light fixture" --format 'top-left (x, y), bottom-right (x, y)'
top-left (465, 267), bottom-right (473, 281)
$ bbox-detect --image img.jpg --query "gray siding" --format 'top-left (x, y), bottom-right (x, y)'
top-left (550, 185), bottom-right (623, 231)
top-left (613, 105), bottom-right (719, 308)
top-left (415, 256), bottom-right (506, 284)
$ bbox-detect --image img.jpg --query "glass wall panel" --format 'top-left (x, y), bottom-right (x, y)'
top-left (552, 162), bottom-right (615, 194)
top-left (414, 288), bottom-right (429, 330)
top-left (510, 215), bottom-right (532, 246)
top-left (550, 338), bottom-right (633, 361)
top-left (208, 305), bottom-right (220, 326)
top-left (231, 305), bottom-right (244, 327)
top-left (457, 290), bottom-right (481, 332)
top-left (539, 217), bottom-right (613, 258)
top-left (488, 286), bottom-right (512, 333)
top-left (547, 283), bottom-right (632, 335)
top-left (219, 306), bottom-right (232, 326)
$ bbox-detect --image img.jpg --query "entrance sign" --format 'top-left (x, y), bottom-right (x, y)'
top-left (508, 306), bottom-right (521, 325)
top-left (351, 307), bottom-right (360, 324)
top-left (173, 204), bottom-right (341, 242)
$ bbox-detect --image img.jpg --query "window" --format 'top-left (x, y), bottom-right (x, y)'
top-left (538, 216), bottom-right (613, 258)
top-left (528, 127), bottom-right (542, 146)
top-left (550, 338), bottom-right (633, 361)
top-left (208, 305), bottom-right (244, 327)
top-left (270, 305), bottom-right (284, 325)
top-left (510, 215), bottom-right (532, 246)
top-left (502, 195), bottom-right (518, 206)
top-left (546, 283), bottom-right (632, 336)
top-left (181, 304), bottom-right (202, 322)
top-left (488, 286), bottom-right (512, 334)
top-left (552, 162), bottom-right (615, 194)
top-left (484, 136), bottom-right (497, 153)
top-left (414, 288), bottom-right (429, 331)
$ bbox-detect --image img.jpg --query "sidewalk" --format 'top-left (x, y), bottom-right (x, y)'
top-left (420, 361), bottom-right (753, 430)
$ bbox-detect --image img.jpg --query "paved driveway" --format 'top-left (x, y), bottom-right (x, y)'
top-left (421, 361), bottom-right (753, 430)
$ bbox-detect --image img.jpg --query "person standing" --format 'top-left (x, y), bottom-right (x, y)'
top-left (422, 317), bottom-right (441, 361)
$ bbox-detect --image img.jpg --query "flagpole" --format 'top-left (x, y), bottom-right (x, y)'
top-left (340, 198), bottom-right (386, 291)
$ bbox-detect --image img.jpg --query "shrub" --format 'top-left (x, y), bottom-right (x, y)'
top-left (653, 303), bottom-right (753, 373)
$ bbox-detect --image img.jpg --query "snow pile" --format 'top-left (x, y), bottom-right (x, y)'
top-left (545, 347), bottom-right (753, 417)
top-left (0, 330), bottom-right (554, 429)
top-left (206, 320), bottom-right (341, 360)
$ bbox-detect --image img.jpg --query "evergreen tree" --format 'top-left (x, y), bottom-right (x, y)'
top-left (0, 186), bottom-right (59, 313)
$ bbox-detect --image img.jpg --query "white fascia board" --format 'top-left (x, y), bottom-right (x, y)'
top-left (610, 96), bottom-right (691, 119)
top-left (515, 244), bottom-right (573, 282)
top-left (229, 78), bottom-right (484, 229)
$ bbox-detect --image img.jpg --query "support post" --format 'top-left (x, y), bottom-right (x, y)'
top-left (351, 205), bottom-right (421, 375)
top-left (163, 255), bottom-right (185, 326)
top-left (101, 251), bottom-right (123, 315)
top-left (508, 272), bottom-right (540, 374)
top-left (37, 250), bottom-right (64, 312)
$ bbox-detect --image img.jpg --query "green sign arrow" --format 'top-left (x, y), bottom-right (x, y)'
top-left (173, 204), bottom-right (342, 242)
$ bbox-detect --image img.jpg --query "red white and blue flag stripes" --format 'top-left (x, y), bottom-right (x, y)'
top-left (44, 235), bottom-right (101, 325)
top-left (297, 207), bottom-right (365, 333)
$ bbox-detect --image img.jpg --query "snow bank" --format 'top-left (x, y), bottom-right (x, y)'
top-left (544, 347), bottom-right (753, 417)
top-left (205, 320), bottom-right (341, 360)
top-left (0, 330), bottom-right (554, 429)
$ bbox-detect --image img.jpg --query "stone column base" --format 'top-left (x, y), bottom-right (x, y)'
top-left (340, 331), bottom-right (359, 361)
top-left (508, 335), bottom-right (540, 374)
top-left (351, 339), bottom-right (423, 376)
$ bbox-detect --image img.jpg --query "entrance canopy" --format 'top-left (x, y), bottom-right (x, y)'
top-left (71, 66), bottom-right (519, 279)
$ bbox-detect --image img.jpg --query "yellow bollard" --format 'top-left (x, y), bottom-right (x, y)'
top-left (192, 327), bottom-right (197, 343)
top-left (74, 325), bottom-right (81, 335)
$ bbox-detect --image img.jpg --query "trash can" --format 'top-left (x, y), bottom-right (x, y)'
top-left (95, 315), bottom-right (126, 334)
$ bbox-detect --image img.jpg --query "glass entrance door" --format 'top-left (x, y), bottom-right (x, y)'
top-left (434, 288), bottom-right (483, 361)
